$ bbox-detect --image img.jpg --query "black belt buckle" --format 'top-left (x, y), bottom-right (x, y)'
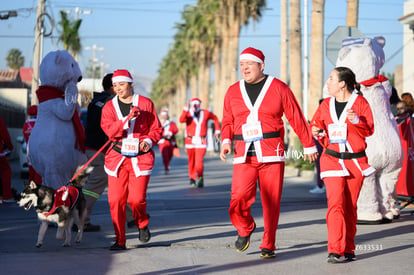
top-left (340, 152), bottom-right (347, 159)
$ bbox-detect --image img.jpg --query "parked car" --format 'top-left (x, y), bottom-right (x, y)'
top-left (16, 136), bottom-right (29, 178)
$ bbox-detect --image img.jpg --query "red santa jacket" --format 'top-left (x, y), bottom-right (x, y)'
top-left (158, 120), bottom-right (178, 146)
top-left (179, 108), bottom-right (220, 149)
top-left (101, 94), bottom-right (162, 177)
top-left (310, 93), bottom-right (375, 178)
top-left (23, 118), bottom-right (37, 143)
top-left (221, 76), bottom-right (316, 164)
top-left (0, 117), bottom-right (13, 157)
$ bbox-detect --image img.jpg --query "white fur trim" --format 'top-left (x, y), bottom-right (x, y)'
top-left (112, 75), bottom-right (133, 83)
top-left (240, 53), bottom-right (263, 63)
top-left (143, 138), bottom-right (153, 148)
top-left (303, 146), bottom-right (318, 154)
top-left (222, 138), bottom-right (231, 145)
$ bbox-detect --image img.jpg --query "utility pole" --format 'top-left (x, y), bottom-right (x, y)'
top-left (31, 0), bottom-right (46, 105)
top-left (85, 44), bottom-right (104, 92)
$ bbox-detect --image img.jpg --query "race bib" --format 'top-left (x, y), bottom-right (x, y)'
top-left (242, 121), bottom-right (263, 143)
top-left (328, 123), bottom-right (347, 144)
top-left (121, 138), bottom-right (139, 157)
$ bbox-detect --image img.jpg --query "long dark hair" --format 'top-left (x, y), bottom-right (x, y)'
top-left (335, 67), bottom-right (362, 96)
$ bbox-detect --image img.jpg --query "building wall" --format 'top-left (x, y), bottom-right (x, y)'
top-left (403, 0), bottom-right (414, 94)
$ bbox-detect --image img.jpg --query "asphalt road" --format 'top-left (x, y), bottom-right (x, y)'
top-left (1, 149), bottom-right (414, 275)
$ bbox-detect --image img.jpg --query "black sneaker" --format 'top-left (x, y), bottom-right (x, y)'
top-left (235, 223), bottom-right (256, 252)
top-left (327, 253), bottom-right (345, 263)
top-left (197, 177), bottom-right (204, 188)
top-left (190, 178), bottom-right (196, 187)
top-left (139, 226), bottom-right (151, 243)
top-left (110, 242), bottom-right (126, 251)
top-left (344, 253), bottom-right (356, 261)
top-left (260, 248), bottom-right (276, 259)
top-left (84, 223), bottom-right (101, 232)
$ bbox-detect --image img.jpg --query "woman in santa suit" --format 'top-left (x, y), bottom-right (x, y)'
top-left (101, 69), bottom-right (162, 250)
top-left (158, 109), bottom-right (178, 174)
top-left (311, 67), bottom-right (375, 263)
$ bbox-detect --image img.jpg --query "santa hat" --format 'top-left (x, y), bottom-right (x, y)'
top-left (190, 98), bottom-right (202, 105)
top-left (112, 69), bottom-right (133, 83)
top-left (160, 109), bottom-right (169, 116)
top-left (240, 47), bottom-right (265, 63)
top-left (28, 105), bottom-right (38, 116)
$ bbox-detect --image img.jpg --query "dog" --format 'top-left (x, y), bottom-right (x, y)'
top-left (18, 166), bottom-right (93, 247)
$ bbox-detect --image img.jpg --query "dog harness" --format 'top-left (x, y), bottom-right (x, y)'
top-left (43, 186), bottom-right (80, 217)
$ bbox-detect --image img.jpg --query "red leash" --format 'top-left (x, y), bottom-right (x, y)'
top-left (69, 110), bottom-right (137, 183)
top-left (69, 139), bottom-right (111, 183)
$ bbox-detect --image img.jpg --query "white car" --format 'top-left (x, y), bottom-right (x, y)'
top-left (16, 136), bottom-right (29, 178)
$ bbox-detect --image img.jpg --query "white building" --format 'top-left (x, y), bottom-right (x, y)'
top-left (399, 0), bottom-right (414, 93)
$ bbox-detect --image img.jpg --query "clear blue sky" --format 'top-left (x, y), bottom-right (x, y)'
top-left (0, 0), bottom-right (407, 83)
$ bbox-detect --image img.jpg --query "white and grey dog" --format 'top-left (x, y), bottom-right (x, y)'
top-left (18, 166), bottom-right (93, 247)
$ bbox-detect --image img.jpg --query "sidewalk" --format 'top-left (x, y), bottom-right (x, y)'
top-left (1, 151), bottom-right (414, 275)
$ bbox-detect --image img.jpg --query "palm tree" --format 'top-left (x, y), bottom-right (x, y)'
top-left (58, 11), bottom-right (82, 60)
top-left (213, 0), bottom-right (266, 119)
top-left (6, 48), bottom-right (25, 70)
top-left (309, 0), bottom-right (325, 118)
top-left (347, 0), bottom-right (359, 27)
top-left (280, 0), bottom-right (288, 84)
top-left (289, 0), bottom-right (302, 108)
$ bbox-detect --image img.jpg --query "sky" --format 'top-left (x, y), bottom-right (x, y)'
top-left (0, 0), bottom-right (408, 87)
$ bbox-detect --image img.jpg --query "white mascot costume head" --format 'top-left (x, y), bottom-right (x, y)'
top-left (336, 37), bottom-right (403, 223)
top-left (28, 50), bottom-right (87, 189)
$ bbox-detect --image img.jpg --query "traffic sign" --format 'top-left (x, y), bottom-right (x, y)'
top-left (326, 26), bottom-right (364, 65)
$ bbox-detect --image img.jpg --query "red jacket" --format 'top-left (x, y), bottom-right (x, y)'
top-left (101, 94), bottom-right (162, 177)
top-left (310, 93), bottom-right (375, 178)
top-left (158, 120), bottom-right (178, 146)
top-left (23, 118), bottom-right (37, 143)
top-left (179, 108), bottom-right (220, 149)
top-left (221, 76), bottom-right (316, 164)
top-left (0, 117), bottom-right (13, 157)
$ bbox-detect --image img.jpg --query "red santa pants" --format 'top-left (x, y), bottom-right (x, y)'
top-left (159, 141), bottom-right (174, 171)
top-left (29, 165), bottom-right (42, 185)
top-left (229, 156), bottom-right (285, 251)
top-left (186, 147), bottom-right (206, 180)
top-left (0, 157), bottom-right (13, 200)
top-left (324, 159), bottom-right (364, 255)
top-left (107, 158), bottom-right (150, 246)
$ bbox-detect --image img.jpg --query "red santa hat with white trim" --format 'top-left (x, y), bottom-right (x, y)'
top-left (239, 47), bottom-right (265, 63)
top-left (160, 108), bottom-right (169, 116)
top-left (190, 98), bottom-right (202, 105)
top-left (112, 69), bottom-right (133, 83)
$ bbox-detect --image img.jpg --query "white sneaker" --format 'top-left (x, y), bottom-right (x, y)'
top-left (309, 185), bottom-right (325, 194)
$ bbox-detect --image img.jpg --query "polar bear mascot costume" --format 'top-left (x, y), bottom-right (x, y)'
top-left (335, 36), bottom-right (403, 223)
top-left (29, 50), bottom-right (87, 189)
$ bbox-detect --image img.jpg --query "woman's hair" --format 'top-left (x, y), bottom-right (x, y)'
top-left (335, 66), bottom-right (362, 95)
top-left (401, 92), bottom-right (414, 112)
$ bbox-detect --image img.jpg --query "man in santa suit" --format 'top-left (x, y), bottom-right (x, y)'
top-left (101, 69), bottom-right (162, 250)
top-left (23, 105), bottom-right (42, 184)
top-left (220, 47), bottom-right (318, 259)
top-left (179, 98), bottom-right (220, 188)
top-left (158, 109), bottom-right (178, 174)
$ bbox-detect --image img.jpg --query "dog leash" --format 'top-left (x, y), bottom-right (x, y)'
top-left (69, 112), bottom-right (137, 183)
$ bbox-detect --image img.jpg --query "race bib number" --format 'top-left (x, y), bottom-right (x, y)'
top-left (192, 136), bottom-right (202, 145)
top-left (328, 123), bottom-right (347, 144)
top-left (121, 138), bottom-right (139, 157)
top-left (242, 121), bottom-right (263, 143)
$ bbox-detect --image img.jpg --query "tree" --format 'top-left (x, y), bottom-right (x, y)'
top-left (6, 48), bottom-right (24, 70)
top-left (58, 11), bottom-right (82, 59)
top-left (309, 0), bottom-right (325, 118)
top-left (347, 0), bottom-right (359, 27)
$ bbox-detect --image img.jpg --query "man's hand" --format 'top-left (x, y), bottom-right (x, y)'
top-left (304, 152), bottom-right (318, 163)
top-left (140, 141), bottom-right (150, 152)
top-left (220, 143), bottom-right (231, 162)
